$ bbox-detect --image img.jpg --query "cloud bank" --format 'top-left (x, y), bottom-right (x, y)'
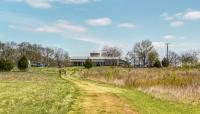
top-left (7, 0), bottom-right (99, 8)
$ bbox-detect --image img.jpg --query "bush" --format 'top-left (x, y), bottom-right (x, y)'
top-left (162, 58), bottom-right (170, 67)
top-left (154, 59), bottom-right (161, 68)
top-left (0, 59), bottom-right (14, 72)
top-left (18, 56), bottom-right (29, 71)
top-left (84, 59), bottom-right (92, 69)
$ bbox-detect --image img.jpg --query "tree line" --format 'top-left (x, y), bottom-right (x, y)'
top-left (101, 40), bottom-right (199, 68)
top-left (0, 40), bottom-right (199, 70)
top-left (0, 41), bottom-right (69, 68)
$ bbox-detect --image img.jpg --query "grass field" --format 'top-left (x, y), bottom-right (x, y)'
top-left (1, 67), bottom-right (200, 114)
top-left (76, 67), bottom-right (200, 104)
top-left (79, 79), bottom-right (200, 114)
top-left (0, 68), bottom-right (80, 114)
top-left (66, 67), bottom-right (200, 114)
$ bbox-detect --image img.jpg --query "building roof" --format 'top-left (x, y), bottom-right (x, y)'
top-left (70, 56), bottom-right (88, 60)
top-left (70, 56), bottom-right (124, 60)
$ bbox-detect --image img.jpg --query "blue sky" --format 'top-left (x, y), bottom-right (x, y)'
top-left (1, 0), bottom-right (200, 57)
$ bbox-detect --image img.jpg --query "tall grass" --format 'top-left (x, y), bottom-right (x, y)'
top-left (77, 67), bottom-right (200, 104)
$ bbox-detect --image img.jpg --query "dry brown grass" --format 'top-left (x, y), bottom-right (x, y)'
top-left (76, 67), bottom-right (200, 104)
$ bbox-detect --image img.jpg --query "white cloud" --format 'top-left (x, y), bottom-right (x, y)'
top-left (69, 35), bottom-right (111, 45)
top-left (161, 10), bottom-right (200, 28)
top-left (175, 13), bottom-right (183, 18)
top-left (63, 33), bottom-right (126, 49)
top-left (183, 10), bottom-right (200, 20)
top-left (7, 0), bottom-right (98, 8)
top-left (163, 35), bottom-right (175, 40)
top-left (60, 0), bottom-right (99, 4)
top-left (163, 35), bottom-right (186, 40)
top-left (161, 13), bottom-right (174, 21)
top-left (117, 23), bottom-right (137, 29)
top-left (10, 20), bottom-right (87, 33)
top-left (25, 0), bottom-right (51, 9)
top-left (162, 9), bottom-right (200, 22)
top-left (170, 21), bottom-right (184, 28)
top-left (86, 18), bottom-right (112, 26)
top-left (153, 42), bottom-right (166, 48)
top-left (161, 13), bottom-right (184, 28)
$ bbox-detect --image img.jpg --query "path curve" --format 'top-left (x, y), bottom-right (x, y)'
top-left (68, 77), bottom-right (137, 114)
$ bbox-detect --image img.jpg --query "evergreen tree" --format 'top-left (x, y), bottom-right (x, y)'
top-left (0, 59), bottom-right (14, 72)
top-left (18, 56), bottom-right (29, 71)
top-left (162, 58), bottom-right (170, 67)
top-left (84, 59), bottom-right (92, 69)
top-left (154, 59), bottom-right (161, 68)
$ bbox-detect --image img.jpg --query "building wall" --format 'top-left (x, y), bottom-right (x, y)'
top-left (70, 59), bottom-right (126, 66)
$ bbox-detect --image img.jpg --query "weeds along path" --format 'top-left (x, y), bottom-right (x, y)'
top-left (62, 72), bottom-right (200, 114)
top-left (63, 76), bottom-right (137, 114)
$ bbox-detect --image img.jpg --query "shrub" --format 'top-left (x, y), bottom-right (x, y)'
top-left (0, 59), bottom-right (14, 72)
top-left (162, 58), bottom-right (170, 67)
top-left (84, 59), bottom-right (92, 69)
top-left (18, 56), bottom-right (29, 71)
top-left (154, 59), bottom-right (161, 68)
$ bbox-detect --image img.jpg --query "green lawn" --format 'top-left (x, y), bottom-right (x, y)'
top-left (0, 68), bottom-right (80, 114)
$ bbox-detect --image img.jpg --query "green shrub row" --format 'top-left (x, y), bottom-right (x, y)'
top-left (0, 56), bottom-right (29, 72)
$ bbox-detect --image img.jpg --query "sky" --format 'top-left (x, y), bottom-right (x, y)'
top-left (0, 0), bottom-right (200, 57)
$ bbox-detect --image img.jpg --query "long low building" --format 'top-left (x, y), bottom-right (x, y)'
top-left (70, 52), bottom-right (127, 66)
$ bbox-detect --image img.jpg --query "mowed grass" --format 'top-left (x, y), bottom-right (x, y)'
top-left (0, 68), bottom-right (80, 114)
top-left (82, 79), bottom-right (200, 114)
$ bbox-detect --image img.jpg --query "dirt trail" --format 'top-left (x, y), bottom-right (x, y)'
top-left (69, 78), bottom-right (137, 114)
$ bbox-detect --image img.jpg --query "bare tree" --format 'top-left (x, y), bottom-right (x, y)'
top-left (18, 42), bottom-right (29, 56)
top-left (31, 44), bottom-right (43, 63)
top-left (41, 47), bottom-right (54, 66)
top-left (63, 52), bottom-right (70, 66)
top-left (54, 48), bottom-right (69, 68)
top-left (0, 41), bottom-right (68, 67)
top-left (0, 42), bottom-right (18, 63)
top-left (0, 42), bottom-right (4, 57)
top-left (181, 51), bottom-right (199, 67)
top-left (102, 46), bottom-right (122, 57)
top-left (126, 52), bottom-right (140, 67)
top-left (168, 51), bottom-right (180, 67)
top-left (133, 40), bottom-right (154, 67)
top-left (101, 46), bottom-right (122, 66)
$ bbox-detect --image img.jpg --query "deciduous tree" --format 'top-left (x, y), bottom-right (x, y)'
top-left (102, 46), bottom-right (122, 57)
top-left (133, 40), bottom-right (154, 67)
top-left (147, 50), bottom-right (158, 67)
